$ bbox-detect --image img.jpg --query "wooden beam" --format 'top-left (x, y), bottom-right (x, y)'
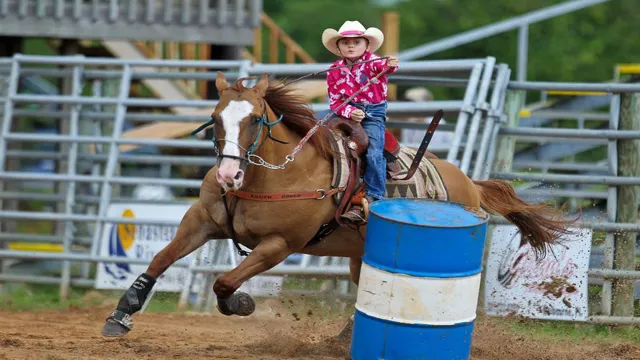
top-left (269, 28), bottom-right (279, 63)
top-left (118, 119), bottom-right (209, 153)
top-left (198, 43), bottom-right (210, 99)
top-left (381, 11), bottom-right (400, 138)
top-left (381, 11), bottom-right (399, 57)
top-left (253, 24), bottom-right (262, 62)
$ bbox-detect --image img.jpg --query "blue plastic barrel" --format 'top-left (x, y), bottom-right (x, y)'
top-left (350, 198), bottom-right (489, 360)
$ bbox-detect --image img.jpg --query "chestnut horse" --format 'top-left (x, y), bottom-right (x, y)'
top-left (101, 72), bottom-right (572, 337)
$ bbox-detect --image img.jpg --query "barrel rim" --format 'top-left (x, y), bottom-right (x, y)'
top-left (353, 308), bottom-right (477, 327)
top-left (369, 198), bottom-right (489, 228)
top-left (361, 257), bottom-right (483, 278)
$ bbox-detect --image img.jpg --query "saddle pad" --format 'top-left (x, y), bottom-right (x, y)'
top-left (330, 137), bottom-right (448, 204)
top-left (384, 146), bottom-right (449, 201)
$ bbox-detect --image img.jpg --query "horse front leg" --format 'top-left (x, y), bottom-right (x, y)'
top-left (213, 235), bottom-right (293, 317)
top-left (101, 202), bottom-right (222, 337)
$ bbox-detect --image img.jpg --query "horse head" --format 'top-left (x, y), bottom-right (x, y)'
top-left (210, 72), bottom-right (271, 191)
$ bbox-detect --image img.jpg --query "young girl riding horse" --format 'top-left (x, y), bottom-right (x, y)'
top-left (322, 20), bottom-right (399, 223)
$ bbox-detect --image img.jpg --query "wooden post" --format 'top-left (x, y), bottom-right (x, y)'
top-left (381, 11), bottom-right (398, 99)
top-left (381, 11), bottom-right (399, 138)
top-left (477, 89), bottom-right (523, 313)
top-left (198, 43), bottom-right (211, 99)
top-left (253, 24), bottom-right (263, 63)
top-left (183, 43), bottom-right (196, 95)
top-left (269, 28), bottom-right (279, 64)
top-left (380, 12), bottom-right (399, 54)
top-left (492, 90), bottom-right (523, 173)
top-left (611, 93), bottom-right (640, 318)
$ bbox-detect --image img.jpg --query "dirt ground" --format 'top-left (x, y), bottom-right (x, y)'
top-left (1, 299), bottom-right (639, 360)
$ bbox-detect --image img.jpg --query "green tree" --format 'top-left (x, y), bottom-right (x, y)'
top-left (265, 0), bottom-right (640, 86)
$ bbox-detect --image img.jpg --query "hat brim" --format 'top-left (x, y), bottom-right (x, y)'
top-left (322, 27), bottom-right (384, 57)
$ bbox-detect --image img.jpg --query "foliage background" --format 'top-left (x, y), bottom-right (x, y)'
top-left (265, 0), bottom-right (639, 87)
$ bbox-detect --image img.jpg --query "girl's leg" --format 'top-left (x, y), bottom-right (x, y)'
top-left (360, 116), bottom-right (387, 201)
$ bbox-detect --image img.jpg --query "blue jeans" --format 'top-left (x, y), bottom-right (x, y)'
top-left (352, 101), bottom-right (387, 200)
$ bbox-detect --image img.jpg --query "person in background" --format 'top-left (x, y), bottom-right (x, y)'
top-left (401, 87), bottom-right (453, 153)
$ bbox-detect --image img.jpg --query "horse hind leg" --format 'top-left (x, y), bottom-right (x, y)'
top-left (101, 201), bottom-right (221, 337)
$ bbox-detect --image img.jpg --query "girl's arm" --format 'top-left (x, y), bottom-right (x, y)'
top-left (327, 70), bottom-right (357, 119)
top-left (371, 54), bottom-right (398, 75)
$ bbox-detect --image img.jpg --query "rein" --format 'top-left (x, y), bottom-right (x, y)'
top-left (256, 66), bottom-right (392, 170)
top-left (191, 100), bottom-right (285, 167)
top-left (282, 56), bottom-right (390, 86)
top-left (192, 56), bottom-right (392, 170)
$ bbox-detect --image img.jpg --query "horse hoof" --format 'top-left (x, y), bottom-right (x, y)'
top-left (233, 292), bottom-right (256, 316)
top-left (101, 320), bottom-right (129, 337)
top-left (216, 292), bottom-right (256, 316)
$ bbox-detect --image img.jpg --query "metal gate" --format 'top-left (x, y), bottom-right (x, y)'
top-left (0, 54), bottom-right (505, 306)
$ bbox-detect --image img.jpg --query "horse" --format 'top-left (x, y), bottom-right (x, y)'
top-left (101, 72), bottom-right (574, 338)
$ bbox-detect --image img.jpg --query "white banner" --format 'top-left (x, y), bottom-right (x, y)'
top-left (484, 225), bottom-right (592, 321)
top-left (95, 203), bottom-right (283, 297)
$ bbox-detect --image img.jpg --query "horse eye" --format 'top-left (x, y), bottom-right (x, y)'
top-left (252, 115), bottom-right (263, 123)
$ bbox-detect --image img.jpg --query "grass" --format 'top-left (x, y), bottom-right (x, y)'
top-left (0, 283), bottom-right (183, 313)
top-left (0, 283), bottom-right (101, 311)
top-left (0, 279), bottom-right (355, 317)
top-left (499, 316), bottom-right (640, 343)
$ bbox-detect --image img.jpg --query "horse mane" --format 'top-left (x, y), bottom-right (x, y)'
top-left (230, 77), bottom-right (335, 160)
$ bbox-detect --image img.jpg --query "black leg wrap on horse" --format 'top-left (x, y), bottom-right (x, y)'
top-left (106, 273), bottom-right (156, 329)
top-left (117, 273), bottom-right (156, 314)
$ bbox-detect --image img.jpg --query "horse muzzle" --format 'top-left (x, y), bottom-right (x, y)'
top-left (216, 158), bottom-right (245, 191)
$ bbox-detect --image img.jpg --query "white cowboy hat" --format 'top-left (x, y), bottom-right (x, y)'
top-left (322, 20), bottom-right (384, 57)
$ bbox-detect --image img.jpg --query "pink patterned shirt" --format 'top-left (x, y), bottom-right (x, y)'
top-left (326, 51), bottom-right (398, 119)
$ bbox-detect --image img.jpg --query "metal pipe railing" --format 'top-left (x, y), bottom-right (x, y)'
top-left (493, 172), bottom-right (640, 186)
top-left (1, 54), bottom-right (639, 323)
top-left (397, 0), bottom-right (610, 60)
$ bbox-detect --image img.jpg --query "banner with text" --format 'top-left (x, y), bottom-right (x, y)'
top-left (95, 203), bottom-right (283, 296)
top-left (484, 225), bottom-right (592, 321)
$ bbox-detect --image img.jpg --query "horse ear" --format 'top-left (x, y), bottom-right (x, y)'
top-left (252, 73), bottom-right (269, 97)
top-left (215, 71), bottom-right (229, 92)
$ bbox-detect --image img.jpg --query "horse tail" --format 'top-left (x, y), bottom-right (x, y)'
top-left (473, 179), bottom-right (578, 259)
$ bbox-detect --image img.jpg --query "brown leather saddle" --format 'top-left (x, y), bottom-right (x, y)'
top-left (327, 118), bottom-right (438, 224)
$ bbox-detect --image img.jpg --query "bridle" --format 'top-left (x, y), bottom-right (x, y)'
top-left (190, 98), bottom-right (286, 170)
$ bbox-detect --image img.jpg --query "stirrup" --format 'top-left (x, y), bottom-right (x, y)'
top-left (340, 206), bottom-right (367, 223)
top-left (340, 196), bottom-right (371, 223)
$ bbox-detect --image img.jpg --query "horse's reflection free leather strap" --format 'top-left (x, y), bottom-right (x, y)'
top-left (226, 187), bottom-right (344, 201)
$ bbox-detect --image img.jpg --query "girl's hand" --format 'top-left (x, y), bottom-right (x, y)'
top-left (387, 56), bottom-right (399, 67)
top-left (350, 109), bottom-right (365, 122)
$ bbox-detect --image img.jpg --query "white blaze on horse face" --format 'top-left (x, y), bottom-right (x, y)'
top-left (216, 100), bottom-right (254, 191)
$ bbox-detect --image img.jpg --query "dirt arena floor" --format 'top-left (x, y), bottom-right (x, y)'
top-left (1, 298), bottom-right (639, 360)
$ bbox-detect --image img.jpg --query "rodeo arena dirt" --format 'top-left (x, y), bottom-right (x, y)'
top-left (1, 299), bottom-right (640, 360)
